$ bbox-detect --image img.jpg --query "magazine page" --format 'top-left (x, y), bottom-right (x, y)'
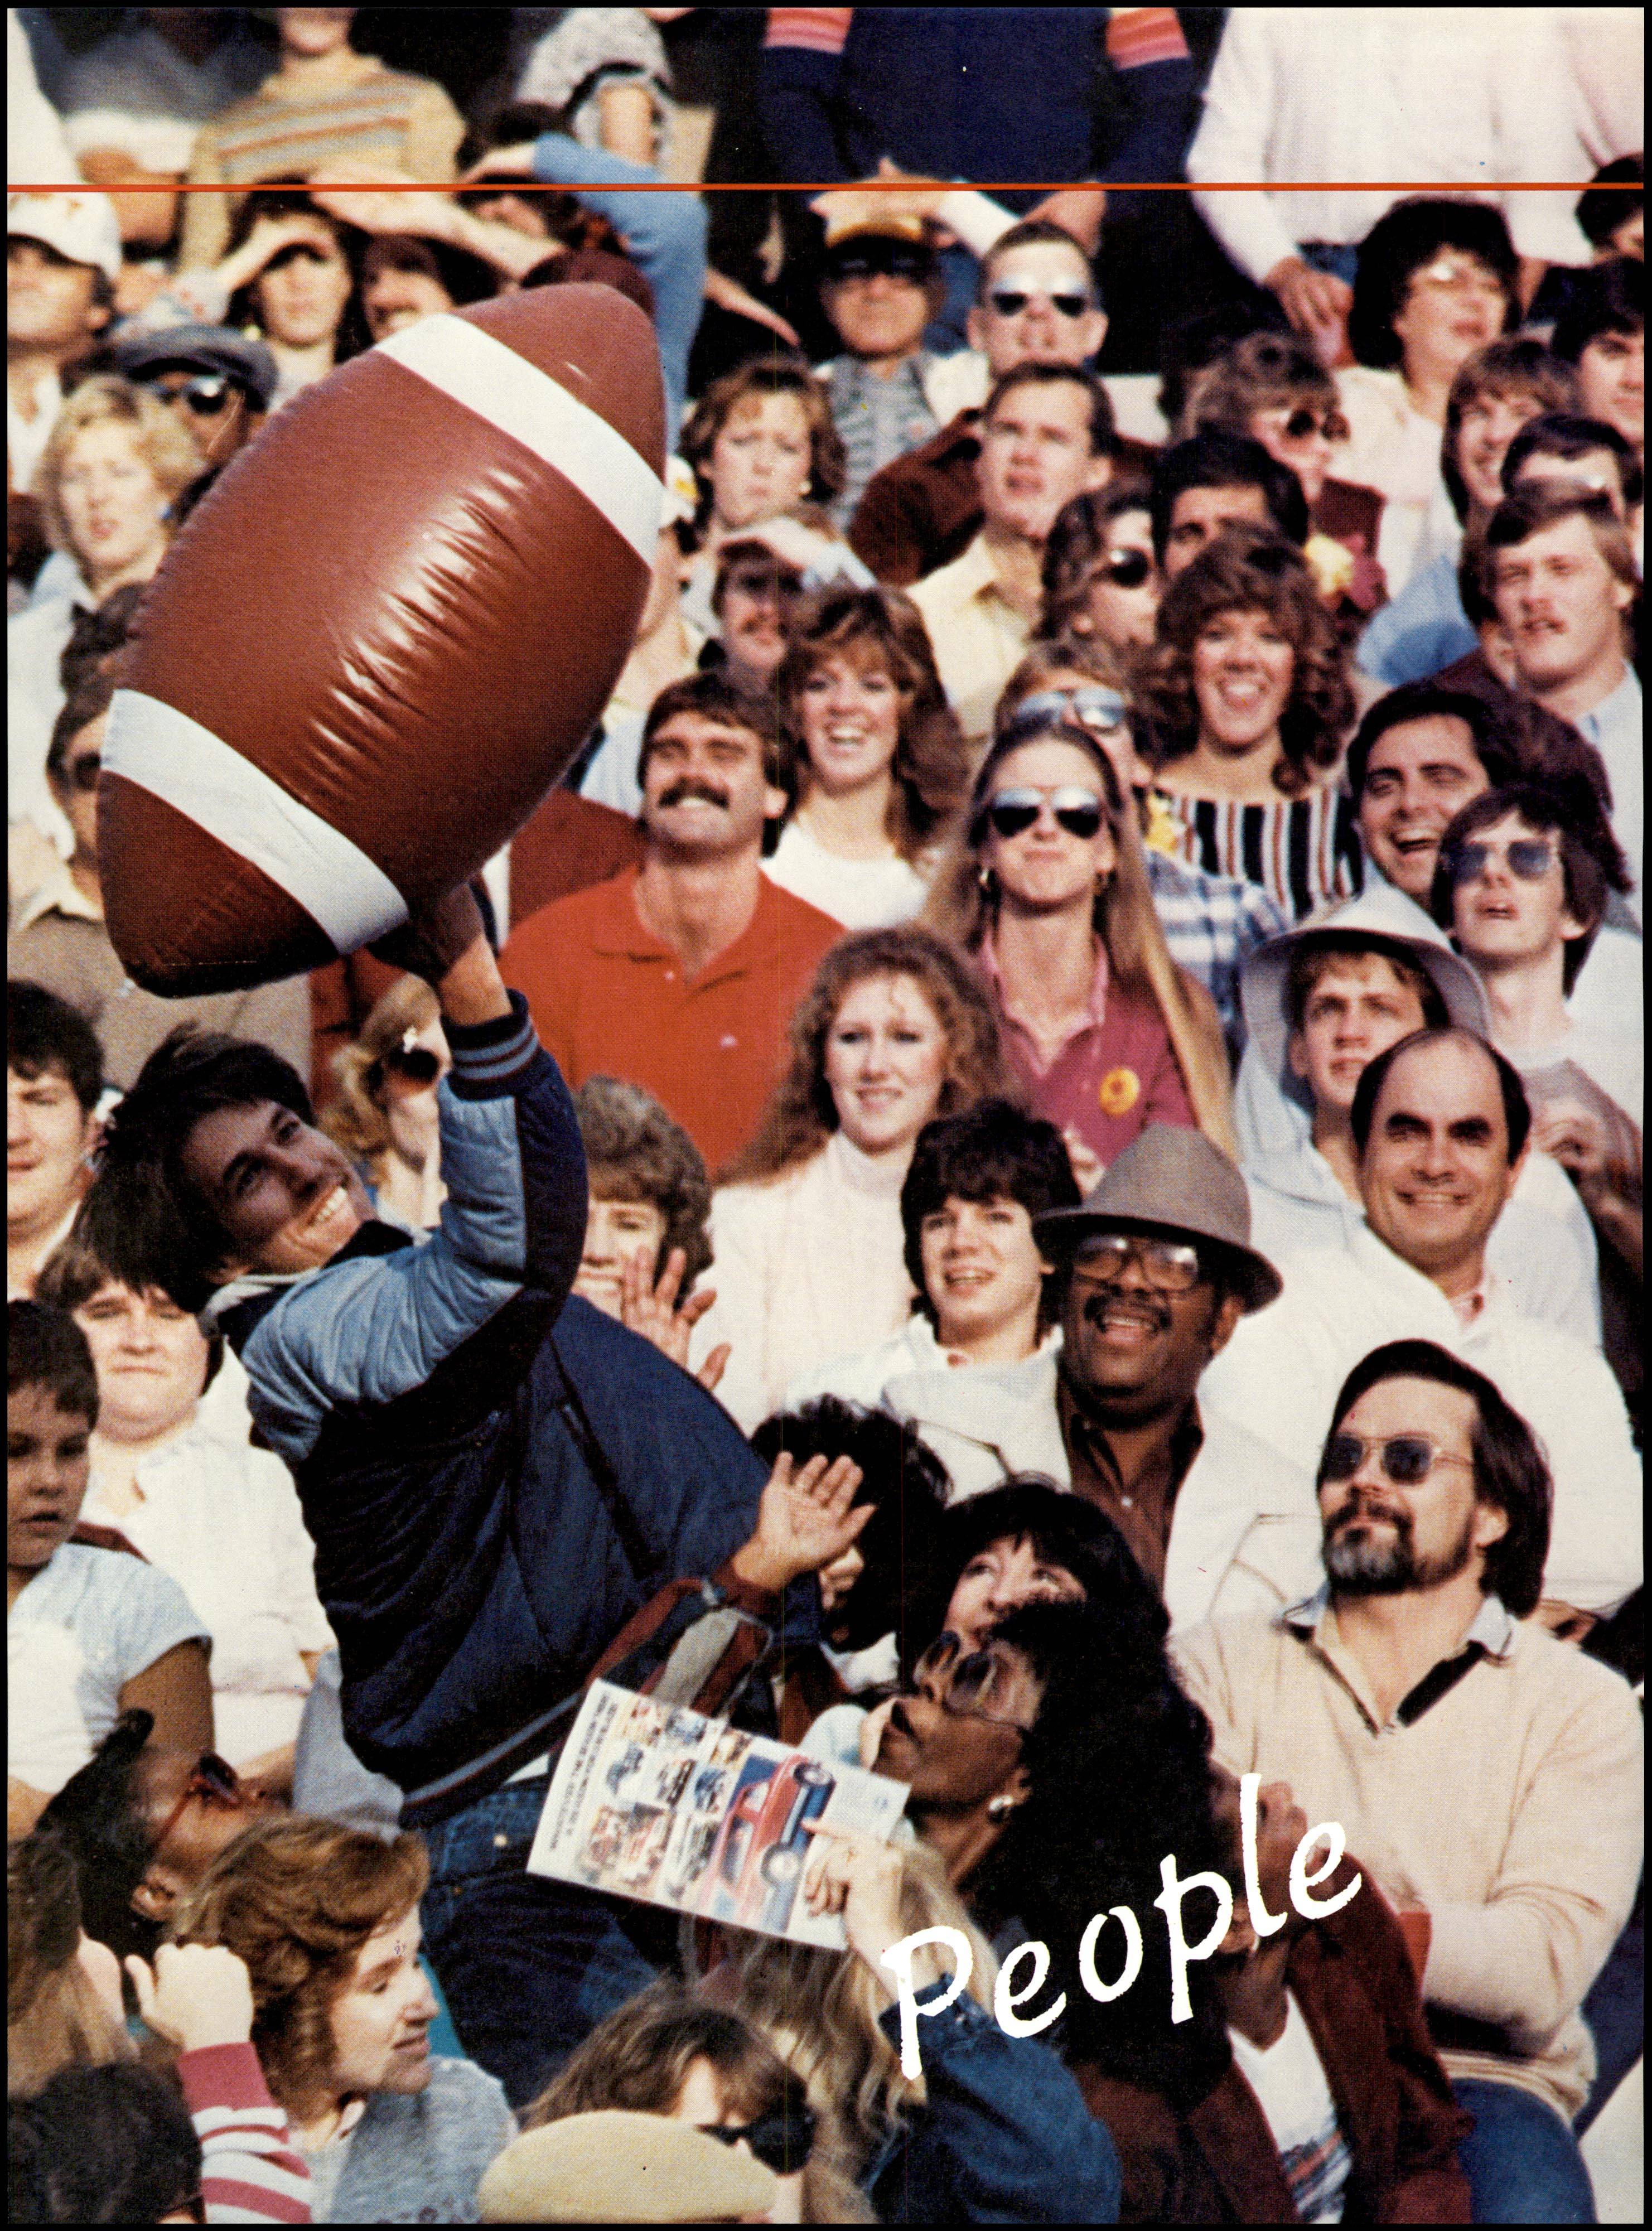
top-left (526, 1681), bottom-right (909, 1948)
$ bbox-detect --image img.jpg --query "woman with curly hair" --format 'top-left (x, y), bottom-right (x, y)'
top-left (1136, 523), bottom-right (1361, 923)
top-left (704, 927), bottom-right (1005, 1431)
top-left (320, 976), bottom-right (449, 1236)
top-left (766, 585), bottom-right (970, 930)
top-left (924, 704), bottom-right (1235, 1180)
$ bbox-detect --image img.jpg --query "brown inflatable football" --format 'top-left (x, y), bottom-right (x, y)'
top-left (99, 284), bottom-right (664, 994)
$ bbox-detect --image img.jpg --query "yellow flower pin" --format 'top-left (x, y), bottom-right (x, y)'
top-left (1098, 1067), bottom-right (1140, 1117)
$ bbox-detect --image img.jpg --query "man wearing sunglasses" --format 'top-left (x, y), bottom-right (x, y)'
top-left (815, 214), bottom-right (951, 521)
top-left (1176, 1337), bottom-right (1643, 2225)
top-left (1202, 1027), bottom-right (1641, 1638)
top-left (112, 323), bottom-right (276, 477)
top-left (911, 361), bottom-right (1115, 741)
top-left (848, 219), bottom-right (1113, 588)
top-left (1026, 1124), bottom-right (1322, 1634)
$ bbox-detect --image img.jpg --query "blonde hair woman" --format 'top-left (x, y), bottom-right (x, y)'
top-left (705, 927), bottom-right (1005, 1432)
top-left (710, 1830), bottom-right (1119, 2218)
top-left (924, 707), bottom-right (1235, 1187)
top-left (320, 976), bottom-right (449, 1234)
top-left (12, 377), bottom-right (198, 851)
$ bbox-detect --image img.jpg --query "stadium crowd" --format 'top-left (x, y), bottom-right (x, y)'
top-left (7, 6), bottom-right (1645, 2223)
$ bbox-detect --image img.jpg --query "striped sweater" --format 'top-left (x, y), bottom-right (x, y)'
top-left (176, 2044), bottom-right (311, 2224)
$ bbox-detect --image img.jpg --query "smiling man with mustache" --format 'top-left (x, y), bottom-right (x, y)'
top-left (1029, 1123), bottom-right (1322, 1630)
top-left (502, 668), bottom-right (842, 1172)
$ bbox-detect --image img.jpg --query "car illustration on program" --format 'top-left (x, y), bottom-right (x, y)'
top-left (704, 1754), bottom-right (836, 1933)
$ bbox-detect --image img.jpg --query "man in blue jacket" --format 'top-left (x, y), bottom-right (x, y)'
top-left (80, 887), bottom-right (869, 2105)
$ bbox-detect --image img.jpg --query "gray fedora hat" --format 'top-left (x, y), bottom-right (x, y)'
top-left (1033, 1123), bottom-right (1283, 1311)
top-left (111, 322), bottom-right (279, 411)
top-left (1240, 884), bottom-right (1490, 1084)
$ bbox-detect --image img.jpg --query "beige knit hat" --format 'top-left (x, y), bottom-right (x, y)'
top-left (478, 2111), bottom-right (779, 2223)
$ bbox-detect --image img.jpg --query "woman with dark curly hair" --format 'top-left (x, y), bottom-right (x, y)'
top-left (705, 928), bottom-right (1005, 1430)
top-left (1339, 199), bottom-right (1520, 592)
top-left (1136, 524), bottom-right (1361, 923)
top-left (767, 585), bottom-right (970, 929)
top-left (569, 1076), bottom-right (727, 1394)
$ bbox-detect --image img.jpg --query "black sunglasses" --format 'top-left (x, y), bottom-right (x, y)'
top-left (830, 247), bottom-right (930, 284)
top-left (1276, 407), bottom-right (1350, 443)
top-left (699, 2102), bottom-right (818, 2175)
top-left (147, 372), bottom-right (239, 416)
top-left (1098, 547), bottom-right (1153, 589)
top-left (988, 286), bottom-right (1092, 320)
top-left (724, 564), bottom-right (803, 602)
top-left (986, 785), bottom-right (1105, 841)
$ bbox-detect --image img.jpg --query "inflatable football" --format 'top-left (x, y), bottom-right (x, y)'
top-left (100, 284), bottom-right (665, 994)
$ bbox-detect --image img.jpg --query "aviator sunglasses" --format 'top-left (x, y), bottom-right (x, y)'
top-left (988, 284), bottom-right (1093, 320)
top-left (151, 1751), bottom-right (245, 1854)
top-left (985, 786), bottom-right (1105, 840)
top-left (1320, 1433), bottom-right (1476, 1488)
top-left (910, 1631), bottom-right (1037, 1732)
top-left (1445, 837), bottom-right (1558, 886)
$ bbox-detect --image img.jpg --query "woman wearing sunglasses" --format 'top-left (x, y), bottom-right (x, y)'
top-left (9, 665), bottom-right (314, 1095)
top-left (1136, 523), bottom-right (1361, 926)
top-left (1177, 330), bottom-right (1389, 636)
top-left (1038, 483), bottom-right (1164, 657)
top-left (924, 705), bottom-right (1235, 1183)
top-left (525, 1983), bottom-right (870, 2223)
top-left (321, 976), bottom-right (452, 1236)
top-left (766, 585), bottom-right (969, 931)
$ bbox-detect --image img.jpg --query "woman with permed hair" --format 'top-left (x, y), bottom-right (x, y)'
top-left (703, 927), bottom-right (1006, 1432)
top-left (1134, 523), bottom-right (1361, 923)
top-left (766, 585), bottom-right (971, 930)
top-left (321, 976), bottom-right (450, 1236)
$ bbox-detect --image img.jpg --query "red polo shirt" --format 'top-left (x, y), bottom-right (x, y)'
top-left (500, 866), bottom-right (843, 1173)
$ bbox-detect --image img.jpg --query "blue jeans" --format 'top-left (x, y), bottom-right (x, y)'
top-left (418, 1775), bottom-right (663, 2111)
top-left (1451, 2078), bottom-right (1597, 2224)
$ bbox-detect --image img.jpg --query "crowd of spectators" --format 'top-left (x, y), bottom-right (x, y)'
top-left (7, 7), bottom-right (1644, 2224)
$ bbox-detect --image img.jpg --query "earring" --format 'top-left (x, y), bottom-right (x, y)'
top-left (987, 1794), bottom-right (1016, 1823)
top-left (978, 865), bottom-right (998, 896)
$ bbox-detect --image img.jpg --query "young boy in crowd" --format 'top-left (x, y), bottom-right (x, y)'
top-left (7, 982), bottom-right (103, 1301)
top-left (8, 1300), bottom-right (212, 1840)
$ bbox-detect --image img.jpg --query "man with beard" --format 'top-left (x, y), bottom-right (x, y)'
top-left (501, 670), bottom-right (842, 1171)
top-left (1202, 1028), bottom-right (1641, 1634)
top-left (1176, 1339), bottom-right (1643, 2225)
top-left (1028, 1124), bottom-right (1323, 1633)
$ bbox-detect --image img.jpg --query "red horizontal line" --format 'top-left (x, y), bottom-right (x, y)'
top-left (10, 179), bottom-right (1630, 195)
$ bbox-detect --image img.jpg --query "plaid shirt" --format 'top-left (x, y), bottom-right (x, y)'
top-left (1147, 849), bottom-right (1289, 1061)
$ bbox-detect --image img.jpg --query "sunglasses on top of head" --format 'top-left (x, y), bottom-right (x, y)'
top-left (984, 786), bottom-right (1105, 841)
top-left (988, 285), bottom-right (1093, 320)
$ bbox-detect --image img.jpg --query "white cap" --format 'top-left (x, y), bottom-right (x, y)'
top-left (8, 192), bottom-right (123, 284)
top-left (1240, 883), bottom-right (1491, 1083)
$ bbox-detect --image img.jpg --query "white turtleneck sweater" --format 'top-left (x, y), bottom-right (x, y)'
top-left (703, 1130), bottom-right (917, 1433)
